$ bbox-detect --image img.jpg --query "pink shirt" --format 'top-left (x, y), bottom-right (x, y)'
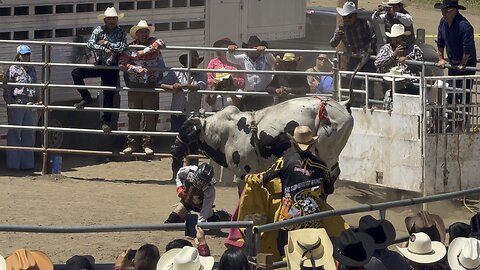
top-left (206, 57), bottom-right (245, 89)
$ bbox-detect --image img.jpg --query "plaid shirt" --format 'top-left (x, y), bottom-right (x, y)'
top-left (374, 43), bottom-right (424, 75)
top-left (330, 18), bottom-right (376, 54)
top-left (87, 25), bottom-right (127, 65)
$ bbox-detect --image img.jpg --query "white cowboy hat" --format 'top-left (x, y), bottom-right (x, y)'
top-left (157, 246), bottom-right (214, 270)
top-left (448, 237), bottom-right (480, 270)
top-left (287, 126), bottom-right (319, 151)
top-left (129, 20), bottom-right (155, 39)
top-left (285, 228), bottom-right (336, 270)
top-left (382, 66), bottom-right (413, 82)
top-left (397, 232), bottom-right (446, 264)
top-left (385, 24), bottom-right (411, 38)
top-left (336, 1), bottom-right (363, 17)
top-left (0, 254), bottom-right (6, 270)
top-left (276, 53), bottom-right (303, 63)
top-left (381, 0), bottom-right (410, 7)
top-left (97, 7), bottom-right (124, 22)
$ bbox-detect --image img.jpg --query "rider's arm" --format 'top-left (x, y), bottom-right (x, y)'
top-left (198, 186), bottom-right (215, 223)
top-left (244, 157), bottom-right (286, 185)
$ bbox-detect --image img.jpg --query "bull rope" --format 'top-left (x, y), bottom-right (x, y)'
top-left (313, 96), bottom-right (331, 135)
top-left (250, 113), bottom-right (266, 171)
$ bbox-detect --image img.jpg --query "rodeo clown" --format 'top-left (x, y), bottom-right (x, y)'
top-left (165, 163), bottom-right (224, 223)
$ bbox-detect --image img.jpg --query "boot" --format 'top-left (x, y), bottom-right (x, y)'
top-left (143, 136), bottom-right (154, 155)
top-left (165, 212), bottom-right (183, 223)
top-left (122, 136), bottom-right (138, 155)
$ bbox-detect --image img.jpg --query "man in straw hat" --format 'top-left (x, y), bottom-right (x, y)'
top-left (119, 20), bottom-right (166, 155)
top-left (71, 7), bottom-right (127, 133)
top-left (372, 0), bottom-right (415, 45)
top-left (266, 53), bottom-right (309, 105)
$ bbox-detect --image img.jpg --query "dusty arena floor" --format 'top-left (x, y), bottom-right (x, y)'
top-left (0, 157), bottom-right (477, 264)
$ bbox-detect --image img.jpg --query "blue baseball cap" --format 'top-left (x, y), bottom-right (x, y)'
top-left (16, 45), bottom-right (31, 55)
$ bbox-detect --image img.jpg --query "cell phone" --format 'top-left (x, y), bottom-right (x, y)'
top-left (185, 213), bottom-right (198, 238)
top-left (127, 249), bottom-right (137, 261)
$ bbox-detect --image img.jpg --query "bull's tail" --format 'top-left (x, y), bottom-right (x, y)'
top-left (345, 53), bottom-right (370, 114)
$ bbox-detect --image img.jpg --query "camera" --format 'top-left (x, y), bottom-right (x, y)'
top-left (127, 250), bottom-right (137, 261)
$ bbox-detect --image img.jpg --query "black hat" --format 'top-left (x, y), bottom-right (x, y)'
top-left (470, 213), bottom-right (480, 233)
top-left (449, 222), bottom-right (471, 244)
top-left (213, 38), bottom-right (236, 48)
top-left (179, 50), bottom-right (204, 67)
top-left (434, 0), bottom-right (466, 10)
top-left (333, 229), bottom-right (375, 267)
top-left (241, 35), bottom-right (268, 48)
top-left (65, 255), bottom-right (95, 270)
top-left (358, 215), bottom-right (396, 249)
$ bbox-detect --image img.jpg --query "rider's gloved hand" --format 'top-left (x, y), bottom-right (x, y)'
top-left (176, 185), bottom-right (187, 198)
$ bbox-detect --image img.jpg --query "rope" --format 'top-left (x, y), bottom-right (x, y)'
top-left (313, 96), bottom-right (331, 135)
top-left (250, 113), bottom-right (265, 171)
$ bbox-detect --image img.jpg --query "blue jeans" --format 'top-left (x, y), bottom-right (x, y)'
top-left (6, 107), bottom-right (38, 169)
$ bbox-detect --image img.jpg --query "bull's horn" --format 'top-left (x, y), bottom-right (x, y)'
top-left (340, 99), bottom-right (350, 107)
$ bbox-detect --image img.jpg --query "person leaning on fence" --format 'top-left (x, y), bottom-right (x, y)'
top-left (306, 53), bottom-right (334, 94)
top-left (71, 7), bottom-right (127, 133)
top-left (3, 45), bottom-right (41, 172)
top-left (119, 20), bottom-right (166, 155)
top-left (113, 244), bottom-right (159, 270)
top-left (372, 0), bottom-right (415, 45)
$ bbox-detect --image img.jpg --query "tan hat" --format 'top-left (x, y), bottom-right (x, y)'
top-left (385, 24), bottom-right (411, 38)
top-left (382, 66), bottom-right (413, 82)
top-left (276, 53), bottom-right (303, 63)
top-left (129, 20), bottom-right (155, 39)
top-left (405, 211), bottom-right (446, 244)
top-left (1, 254), bottom-right (6, 270)
top-left (97, 7), bottom-right (124, 22)
top-left (287, 126), bottom-right (319, 151)
top-left (397, 232), bottom-right (446, 264)
top-left (448, 237), bottom-right (480, 270)
top-left (285, 228), bottom-right (336, 270)
top-left (157, 246), bottom-right (214, 270)
top-left (5, 249), bottom-right (53, 270)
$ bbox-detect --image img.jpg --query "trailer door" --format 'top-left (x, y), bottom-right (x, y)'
top-left (206, 0), bottom-right (244, 46)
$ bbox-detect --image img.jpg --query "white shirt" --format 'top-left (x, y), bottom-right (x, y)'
top-left (372, 12), bottom-right (413, 27)
top-left (226, 52), bottom-right (275, 92)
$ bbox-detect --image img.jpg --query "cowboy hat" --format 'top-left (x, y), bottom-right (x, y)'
top-left (1, 255), bottom-right (5, 270)
top-left (276, 53), bottom-right (303, 63)
top-left (405, 211), bottom-right (446, 244)
top-left (287, 126), bottom-right (319, 151)
top-left (382, 66), bottom-right (413, 82)
top-left (65, 255), bottom-right (95, 270)
top-left (450, 222), bottom-right (472, 244)
top-left (5, 249), bottom-right (53, 270)
top-left (336, 2), bottom-right (363, 17)
top-left (333, 229), bottom-right (375, 267)
top-left (157, 246), bottom-right (214, 270)
top-left (448, 237), bottom-right (480, 270)
top-left (97, 7), bottom-right (124, 22)
top-left (434, 0), bottom-right (466, 10)
top-left (129, 20), bottom-right (155, 39)
top-left (213, 38), bottom-right (237, 48)
top-left (385, 24), bottom-right (411, 38)
top-left (397, 232), bottom-right (446, 264)
top-left (285, 228), bottom-right (336, 270)
top-left (358, 215), bottom-right (396, 250)
top-left (382, 0), bottom-right (410, 6)
top-left (241, 35), bottom-right (268, 48)
top-left (179, 50), bottom-right (204, 67)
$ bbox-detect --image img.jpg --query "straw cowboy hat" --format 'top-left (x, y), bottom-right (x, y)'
top-left (5, 249), bottom-right (53, 270)
top-left (434, 0), bottom-right (466, 10)
top-left (214, 73), bottom-right (232, 82)
top-left (276, 53), bottom-right (303, 63)
top-left (336, 2), bottom-right (363, 17)
top-left (284, 228), bottom-right (336, 270)
top-left (129, 20), bottom-right (155, 39)
top-left (1, 254), bottom-right (5, 270)
top-left (97, 7), bottom-right (124, 22)
top-left (448, 237), bottom-right (480, 270)
top-left (381, 0), bottom-right (410, 6)
top-left (157, 246), bottom-right (214, 270)
top-left (397, 232), bottom-right (446, 264)
top-left (241, 35), bottom-right (268, 48)
top-left (386, 24), bottom-right (411, 38)
top-left (333, 229), bottom-right (375, 267)
top-left (382, 66), bottom-right (413, 82)
top-left (287, 126), bottom-right (319, 151)
top-left (179, 50), bottom-right (204, 67)
top-left (405, 211), bottom-right (446, 244)
top-left (358, 215), bottom-right (396, 250)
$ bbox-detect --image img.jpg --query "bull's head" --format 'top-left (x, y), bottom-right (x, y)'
top-left (178, 117), bottom-right (203, 144)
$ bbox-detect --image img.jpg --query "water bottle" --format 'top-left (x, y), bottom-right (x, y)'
top-left (50, 155), bottom-right (62, 174)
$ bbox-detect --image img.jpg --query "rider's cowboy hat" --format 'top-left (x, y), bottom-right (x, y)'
top-left (97, 7), bottom-right (124, 22)
top-left (382, 66), bottom-right (413, 82)
top-left (129, 20), bottom-right (155, 39)
top-left (287, 126), bottom-right (319, 151)
top-left (382, 0), bottom-right (410, 6)
top-left (276, 53), bottom-right (303, 63)
top-left (397, 232), bottom-right (446, 264)
top-left (5, 249), bottom-right (54, 270)
top-left (448, 237), bottom-right (480, 270)
top-left (434, 0), bottom-right (466, 10)
top-left (179, 50), bottom-right (204, 67)
top-left (156, 246), bottom-right (214, 270)
top-left (385, 24), bottom-right (411, 38)
top-left (336, 2), bottom-right (363, 17)
top-left (405, 211), bottom-right (446, 244)
top-left (284, 228), bottom-right (336, 270)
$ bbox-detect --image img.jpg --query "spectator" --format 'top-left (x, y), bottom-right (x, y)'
top-left (372, 0), bottom-right (415, 45)
top-left (165, 225), bottom-right (211, 256)
top-left (1, 254), bottom-right (5, 270)
top-left (218, 248), bottom-right (250, 270)
top-left (266, 53), bottom-right (310, 104)
top-left (447, 237), bottom-right (480, 270)
top-left (435, 0), bottom-right (477, 130)
top-left (226, 35), bottom-right (275, 111)
top-left (285, 228), bottom-right (336, 270)
top-left (3, 45), bottom-right (40, 172)
top-left (157, 246), bottom-right (214, 270)
top-left (405, 211), bottom-right (446, 244)
top-left (306, 53), bottom-right (334, 94)
top-left (65, 255), bottom-right (95, 270)
top-left (206, 38), bottom-right (244, 111)
top-left (119, 20), bottom-right (166, 155)
top-left (448, 222), bottom-right (472, 244)
top-left (114, 244), bottom-right (159, 270)
top-left (381, 67), bottom-right (415, 110)
top-left (71, 7), bottom-right (127, 132)
top-left (358, 215), bottom-right (410, 270)
top-left (396, 232), bottom-right (447, 270)
top-left (5, 249), bottom-right (53, 270)
top-left (165, 239), bottom-right (193, 251)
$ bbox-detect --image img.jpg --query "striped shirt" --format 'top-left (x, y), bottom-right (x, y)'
top-left (374, 43), bottom-right (424, 75)
top-left (87, 25), bottom-right (127, 65)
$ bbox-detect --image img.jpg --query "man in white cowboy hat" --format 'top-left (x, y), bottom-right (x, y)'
top-left (71, 6), bottom-right (127, 133)
top-left (119, 20), bottom-right (166, 155)
top-left (372, 0), bottom-right (415, 45)
top-left (266, 53), bottom-right (309, 104)
top-left (306, 53), bottom-right (334, 94)
top-left (157, 246), bottom-right (214, 270)
top-left (448, 237), bottom-right (480, 270)
top-left (397, 232), bottom-right (447, 270)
